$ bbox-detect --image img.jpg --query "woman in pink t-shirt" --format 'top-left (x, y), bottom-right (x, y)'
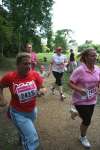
top-left (69, 48), bottom-right (100, 148)
top-left (26, 43), bottom-right (39, 69)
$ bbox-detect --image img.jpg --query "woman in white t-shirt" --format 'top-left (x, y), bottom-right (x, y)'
top-left (48, 47), bottom-right (67, 101)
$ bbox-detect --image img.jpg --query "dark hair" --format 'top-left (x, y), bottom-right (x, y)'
top-left (16, 52), bottom-right (31, 65)
top-left (70, 49), bottom-right (73, 52)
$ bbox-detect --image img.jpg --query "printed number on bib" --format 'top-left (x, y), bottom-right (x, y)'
top-left (16, 81), bottom-right (37, 103)
top-left (87, 87), bottom-right (96, 99)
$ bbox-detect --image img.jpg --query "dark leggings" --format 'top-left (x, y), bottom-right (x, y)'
top-left (75, 105), bottom-right (95, 126)
top-left (52, 71), bottom-right (63, 86)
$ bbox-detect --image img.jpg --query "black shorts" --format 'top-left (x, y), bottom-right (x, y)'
top-left (52, 71), bottom-right (63, 86)
top-left (75, 105), bottom-right (95, 126)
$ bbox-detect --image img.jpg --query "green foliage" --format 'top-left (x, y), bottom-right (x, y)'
top-left (53, 29), bottom-right (76, 52)
top-left (63, 72), bottom-right (72, 94)
top-left (78, 40), bottom-right (100, 54)
top-left (32, 35), bottom-right (42, 53)
top-left (46, 28), bottom-right (54, 50)
top-left (54, 29), bottom-right (68, 51)
top-left (78, 41), bottom-right (100, 62)
top-left (0, 6), bottom-right (13, 56)
top-left (42, 45), bottom-right (50, 53)
top-left (92, 44), bottom-right (100, 53)
top-left (0, 56), bottom-right (16, 70)
top-left (37, 52), bottom-right (53, 63)
top-left (0, 0), bottom-right (54, 55)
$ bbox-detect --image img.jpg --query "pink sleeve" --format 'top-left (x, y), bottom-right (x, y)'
top-left (70, 67), bottom-right (81, 83)
top-left (99, 68), bottom-right (100, 84)
top-left (31, 52), bottom-right (37, 62)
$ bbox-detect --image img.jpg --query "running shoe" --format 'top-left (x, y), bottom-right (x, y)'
top-left (51, 87), bottom-right (55, 95)
top-left (79, 136), bottom-right (91, 148)
top-left (70, 108), bottom-right (78, 120)
top-left (60, 93), bottom-right (66, 101)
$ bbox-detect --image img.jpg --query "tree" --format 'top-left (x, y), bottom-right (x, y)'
top-left (2, 0), bottom-right (54, 52)
top-left (78, 40), bottom-right (100, 54)
top-left (0, 5), bottom-right (13, 56)
top-left (53, 29), bottom-right (74, 52)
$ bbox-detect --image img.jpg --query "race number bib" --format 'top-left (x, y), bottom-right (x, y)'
top-left (16, 81), bottom-right (37, 103)
top-left (80, 87), bottom-right (97, 101)
top-left (87, 87), bottom-right (96, 99)
top-left (55, 58), bottom-right (64, 69)
top-left (56, 63), bottom-right (64, 69)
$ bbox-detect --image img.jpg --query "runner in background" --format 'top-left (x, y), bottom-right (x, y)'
top-left (38, 65), bottom-right (48, 96)
top-left (48, 47), bottom-right (67, 101)
top-left (40, 65), bottom-right (47, 79)
top-left (25, 43), bottom-right (40, 70)
top-left (68, 49), bottom-right (77, 73)
top-left (69, 48), bottom-right (100, 148)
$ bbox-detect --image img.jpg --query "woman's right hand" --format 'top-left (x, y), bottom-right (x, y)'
top-left (0, 101), bottom-right (8, 107)
top-left (80, 88), bottom-right (87, 95)
top-left (69, 81), bottom-right (87, 96)
top-left (0, 101), bottom-right (8, 112)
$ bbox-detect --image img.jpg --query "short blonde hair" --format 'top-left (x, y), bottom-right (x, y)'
top-left (16, 52), bottom-right (31, 65)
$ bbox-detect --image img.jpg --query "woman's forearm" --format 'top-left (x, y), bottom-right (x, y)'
top-left (69, 81), bottom-right (86, 94)
top-left (0, 86), bottom-right (7, 107)
top-left (48, 64), bottom-right (52, 76)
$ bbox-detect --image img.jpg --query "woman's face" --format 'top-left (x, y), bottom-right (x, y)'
top-left (56, 50), bottom-right (62, 55)
top-left (26, 44), bottom-right (32, 53)
top-left (17, 56), bottom-right (31, 75)
top-left (85, 50), bottom-right (97, 65)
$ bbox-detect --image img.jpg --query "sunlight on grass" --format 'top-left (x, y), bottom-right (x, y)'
top-left (63, 72), bottom-right (72, 95)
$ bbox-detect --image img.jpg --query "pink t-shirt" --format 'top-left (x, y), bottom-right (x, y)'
top-left (70, 63), bottom-right (100, 105)
top-left (31, 52), bottom-right (37, 69)
top-left (31, 52), bottom-right (37, 63)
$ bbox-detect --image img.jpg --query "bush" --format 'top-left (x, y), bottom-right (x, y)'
top-left (0, 56), bottom-right (16, 71)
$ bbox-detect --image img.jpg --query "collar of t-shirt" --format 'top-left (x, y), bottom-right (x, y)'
top-left (82, 63), bottom-right (96, 73)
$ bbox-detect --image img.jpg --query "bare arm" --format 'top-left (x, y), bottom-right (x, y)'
top-left (69, 80), bottom-right (86, 95)
top-left (97, 82), bottom-right (100, 94)
top-left (0, 84), bottom-right (8, 107)
top-left (48, 62), bottom-right (53, 77)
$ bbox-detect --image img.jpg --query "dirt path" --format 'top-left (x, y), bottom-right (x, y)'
top-left (0, 76), bottom-right (100, 150)
top-left (36, 78), bottom-right (100, 150)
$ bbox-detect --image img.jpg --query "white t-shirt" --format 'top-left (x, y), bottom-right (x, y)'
top-left (51, 54), bottom-right (67, 73)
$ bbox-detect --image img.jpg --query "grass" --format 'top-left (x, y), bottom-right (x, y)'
top-left (63, 72), bottom-right (72, 94)
top-left (37, 52), bottom-right (53, 63)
